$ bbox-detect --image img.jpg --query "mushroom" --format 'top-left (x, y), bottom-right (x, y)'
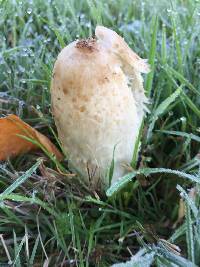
top-left (51, 26), bottom-right (149, 190)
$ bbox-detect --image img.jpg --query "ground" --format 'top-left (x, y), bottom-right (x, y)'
top-left (0, 0), bottom-right (200, 266)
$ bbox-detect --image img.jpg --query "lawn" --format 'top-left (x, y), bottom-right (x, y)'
top-left (0, 0), bottom-right (200, 266)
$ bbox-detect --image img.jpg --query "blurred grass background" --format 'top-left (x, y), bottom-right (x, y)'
top-left (0, 0), bottom-right (200, 266)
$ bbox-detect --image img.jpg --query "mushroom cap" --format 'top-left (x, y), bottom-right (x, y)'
top-left (51, 26), bottom-right (149, 190)
top-left (95, 25), bottom-right (150, 73)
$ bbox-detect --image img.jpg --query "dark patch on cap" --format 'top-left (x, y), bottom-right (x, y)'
top-left (63, 87), bottom-right (69, 95)
top-left (76, 38), bottom-right (98, 52)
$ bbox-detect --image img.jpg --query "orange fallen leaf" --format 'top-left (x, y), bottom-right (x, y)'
top-left (0, 114), bottom-right (63, 161)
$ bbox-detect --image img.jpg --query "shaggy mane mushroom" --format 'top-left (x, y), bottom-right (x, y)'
top-left (51, 26), bottom-right (150, 191)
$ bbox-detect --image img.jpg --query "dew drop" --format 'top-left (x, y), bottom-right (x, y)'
top-left (19, 100), bottom-right (25, 107)
top-left (0, 56), bottom-right (5, 65)
top-left (0, 202), bottom-right (5, 208)
top-left (180, 117), bottom-right (186, 122)
top-left (21, 53), bottom-right (28, 57)
top-left (19, 66), bottom-right (25, 73)
top-left (183, 40), bottom-right (188, 46)
top-left (27, 8), bottom-right (32, 14)
top-left (79, 13), bottom-right (85, 19)
top-left (85, 22), bottom-right (91, 28)
top-left (167, 8), bottom-right (172, 16)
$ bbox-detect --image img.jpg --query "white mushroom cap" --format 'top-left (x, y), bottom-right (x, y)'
top-left (95, 25), bottom-right (150, 73)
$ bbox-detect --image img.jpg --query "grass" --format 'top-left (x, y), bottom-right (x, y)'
top-left (0, 0), bottom-right (200, 266)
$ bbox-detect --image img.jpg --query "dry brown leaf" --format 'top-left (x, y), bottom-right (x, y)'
top-left (0, 114), bottom-right (63, 161)
top-left (172, 198), bottom-right (185, 229)
top-left (173, 187), bottom-right (197, 229)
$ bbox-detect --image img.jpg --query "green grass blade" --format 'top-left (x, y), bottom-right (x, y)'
top-left (147, 86), bottom-right (182, 140)
top-left (131, 120), bottom-right (144, 169)
top-left (0, 193), bottom-right (57, 216)
top-left (166, 66), bottom-right (200, 97)
top-left (0, 160), bottom-right (41, 197)
top-left (185, 202), bottom-right (195, 263)
top-left (87, 0), bottom-right (102, 25)
top-left (29, 235), bottom-right (40, 266)
top-left (107, 167), bottom-right (200, 197)
top-left (161, 24), bottom-right (167, 65)
top-left (181, 92), bottom-right (200, 119)
top-left (145, 16), bottom-right (158, 97)
top-left (13, 232), bottom-right (26, 267)
top-left (171, 13), bottom-right (183, 74)
top-left (159, 130), bottom-right (200, 143)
